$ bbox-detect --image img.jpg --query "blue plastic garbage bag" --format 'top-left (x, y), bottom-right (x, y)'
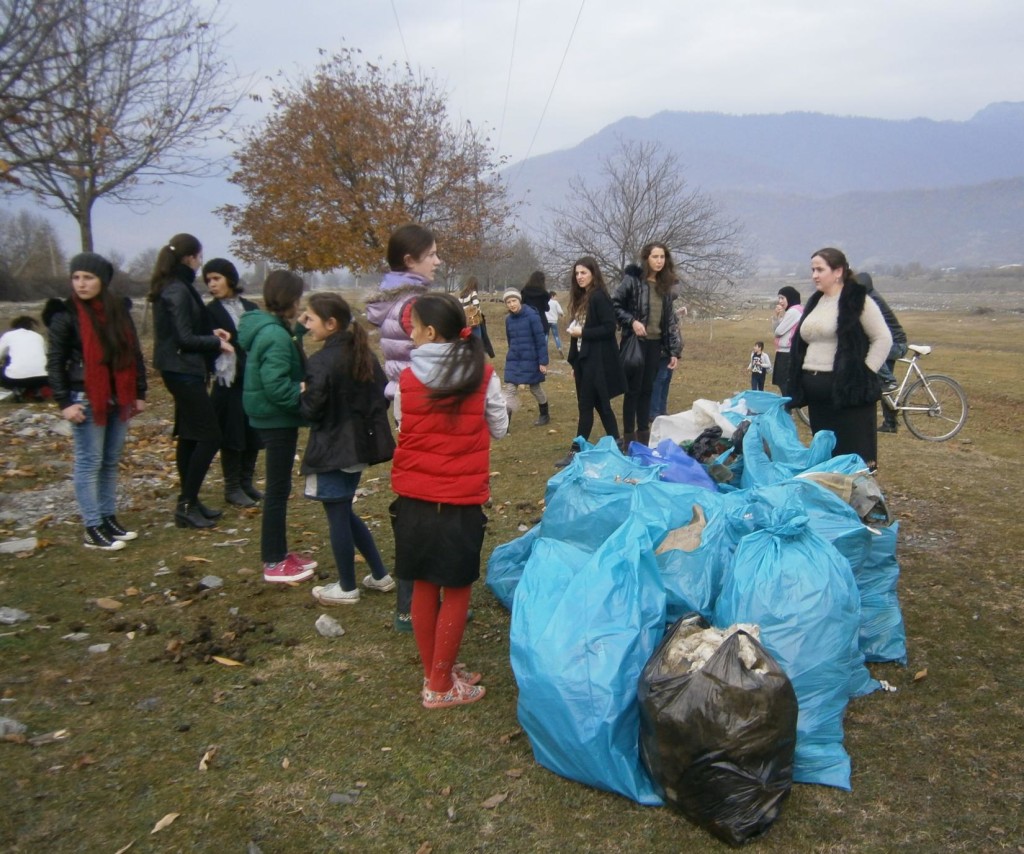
top-left (738, 409), bottom-right (835, 490)
top-left (857, 522), bottom-right (907, 664)
top-left (713, 502), bottom-right (867, 790)
top-left (511, 517), bottom-right (666, 805)
top-left (486, 524), bottom-right (540, 610)
top-left (542, 437), bottom-right (662, 551)
top-left (628, 439), bottom-right (718, 490)
top-left (719, 390), bottom-right (789, 427)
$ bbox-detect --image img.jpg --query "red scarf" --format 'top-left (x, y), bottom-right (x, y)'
top-left (74, 297), bottom-right (138, 425)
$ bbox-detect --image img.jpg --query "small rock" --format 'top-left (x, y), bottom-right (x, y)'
top-left (0, 716), bottom-right (27, 736)
top-left (315, 614), bottom-right (345, 638)
top-left (62, 632), bottom-right (90, 642)
top-left (136, 697), bottom-right (161, 712)
top-left (88, 643), bottom-right (112, 654)
top-left (328, 791), bottom-right (360, 805)
top-left (198, 575), bottom-right (224, 589)
top-left (0, 538), bottom-right (37, 555)
top-left (0, 606), bottom-right (31, 624)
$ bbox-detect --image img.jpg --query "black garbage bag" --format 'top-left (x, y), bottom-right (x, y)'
top-left (638, 615), bottom-right (799, 846)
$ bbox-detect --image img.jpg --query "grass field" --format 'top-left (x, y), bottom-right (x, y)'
top-left (1, 301), bottom-right (1022, 853)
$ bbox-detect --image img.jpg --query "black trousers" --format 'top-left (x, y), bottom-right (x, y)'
top-left (622, 338), bottom-right (663, 434)
top-left (801, 371), bottom-right (878, 469)
top-left (257, 427), bottom-right (298, 564)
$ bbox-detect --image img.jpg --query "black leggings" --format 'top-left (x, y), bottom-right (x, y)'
top-left (622, 338), bottom-right (663, 434)
top-left (574, 370), bottom-right (619, 442)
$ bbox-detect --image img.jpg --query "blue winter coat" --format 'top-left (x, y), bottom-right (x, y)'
top-left (504, 305), bottom-right (548, 385)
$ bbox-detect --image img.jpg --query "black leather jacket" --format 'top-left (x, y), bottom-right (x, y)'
top-left (152, 268), bottom-right (222, 376)
top-left (611, 273), bottom-right (683, 358)
top-left (46, 299), bottom-right (147, 410)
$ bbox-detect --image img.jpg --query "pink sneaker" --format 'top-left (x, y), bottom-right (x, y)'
top-left (286, 552), bottom-right (318, 571)
top-left (263, 554), bottom-right (315, 583)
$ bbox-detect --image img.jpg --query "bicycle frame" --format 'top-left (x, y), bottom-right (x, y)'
top-left (883, 345), bottom-right (930, 412)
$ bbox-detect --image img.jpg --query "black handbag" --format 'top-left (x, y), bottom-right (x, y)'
top-left (619, 333), bottom-right (643, 372)
top-left (363, 405), bottom-right (396, 465)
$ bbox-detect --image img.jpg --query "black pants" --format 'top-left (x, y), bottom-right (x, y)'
top-left (257, 427), bottom-right (298, 564)
top-left (574, 371), bottom-right (619, 442)
top-left (622, 338), bottom-right (662, 434)
top-left (801, 371), bottom-right (878, 469)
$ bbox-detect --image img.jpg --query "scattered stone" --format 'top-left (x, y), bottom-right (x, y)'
top-left (0, 606), bottom-right (30, 624)
top-left (328, 791), bottom-right (361, 805)
top-left (0, 716), bottom-right (27, 737)
top-left (93, 598), bottom-right (123, 611)
top-left (136, 697), bottom-right (161, 712)
top-left (88, 643), bottom-right (112, 654)
top-left (315, 614), bottom-right (345, 638)
top-left (198, 575), bottom-right (224, 589)
top-left (0, 538), bottom-right (37, 555)
top-left (62, 632), bottom-right (90, 642)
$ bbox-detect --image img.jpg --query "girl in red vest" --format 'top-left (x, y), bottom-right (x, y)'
top-left (391, 293), bottom-right (508, 709)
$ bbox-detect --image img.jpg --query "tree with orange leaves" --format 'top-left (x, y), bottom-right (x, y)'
top-left (220, 49), bottom-right (513, 274)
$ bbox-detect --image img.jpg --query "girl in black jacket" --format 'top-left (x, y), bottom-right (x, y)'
top-left (299, 293), bottom-right (395, 606)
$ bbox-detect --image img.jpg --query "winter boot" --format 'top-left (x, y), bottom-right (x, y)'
top-left (554, 441), bottom-right (581, 468)
top-left (636, 429), bottom-right (651, 447)
top-left (533, 402), bottom-right (550, 427)
top-left (175, 500), bottom-right (216, 529)
top-left (618, 432), bottom-right (635, 453)
top-left (239, 449), bottom-right (263, 502)
top-left (505, 408), bottom-right (513, 434)
top-left (222, 449), bottom-right (256, 507)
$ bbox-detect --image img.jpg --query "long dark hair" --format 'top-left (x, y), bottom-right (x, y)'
top-left (410, 293), bottom-right (484, 408)
top-left (148, 233), bottom-right (201, 301)
top-left (262, 270), bottom-right (305, 318)
top-left (812, 247), bottom-right (856, 286)
top-left (73, 271), bottom-right (136, 370)
top-left (305, 292), bottom-right (374, 384)
top-left (641, 242), bottom-right (679, 297)
top-left (568, 256), bottom-right (608, 320)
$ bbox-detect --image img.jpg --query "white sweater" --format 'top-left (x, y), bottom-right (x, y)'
top-left (799, 293), bottom-right (892, 373)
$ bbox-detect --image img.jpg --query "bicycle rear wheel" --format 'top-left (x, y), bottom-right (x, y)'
top-left (900, 375), bottom-right (968, 441)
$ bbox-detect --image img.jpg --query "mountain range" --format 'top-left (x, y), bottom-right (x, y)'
top-left (505, 102), bottom-right (1024, 270)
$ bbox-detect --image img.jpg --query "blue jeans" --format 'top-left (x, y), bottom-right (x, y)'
top-left (71, 391), bottom-right (129, 527)
top-left (649, 355), bottom-right (674, 420)
top-left (547, 326), bottom-right (563, 351)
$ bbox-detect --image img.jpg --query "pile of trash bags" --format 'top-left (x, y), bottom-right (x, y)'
top-left (487, 392), bottom-right (906, 842)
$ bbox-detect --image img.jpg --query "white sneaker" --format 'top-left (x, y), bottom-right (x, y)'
top-left (362, 573), bottom-right (396, 592)
top-left (312, 582), bottom-right (360, 605)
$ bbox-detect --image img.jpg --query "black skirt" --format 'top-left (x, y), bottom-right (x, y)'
top-left (162, 371), bottom-right (221, 443)
top-left (389, 496), bottom-right (486, 587)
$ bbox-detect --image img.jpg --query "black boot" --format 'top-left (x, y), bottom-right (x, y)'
top-left (196, 499), bottom-right (222, 519)
top-left (239, 448), bottom-right (263, 501)
top-left (554, 441), bottom-right (580, 468)
top-left (505, 408), bottom-right (512, 434)
top-left (618, 432), bottom-right (635, 452)
top-left (175, 500), bottom-right (216, 529)
top-left (636, 428), bottom-right (651, 447)
top-left (533, 402), bottom-right (550, 427)
top-left (222, 449), bottom-right (256, 507)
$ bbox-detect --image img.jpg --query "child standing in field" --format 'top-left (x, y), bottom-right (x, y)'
top-left (501, 287), bottom-right (550, 427)
top-left (366, 223), bottom-right (441, 631)
top-left (748, 340), bottom-right (772, 391)
top-left (299, 293), bottom-right (396, 605)
top-left (390, 293), bottom-right (508, 709)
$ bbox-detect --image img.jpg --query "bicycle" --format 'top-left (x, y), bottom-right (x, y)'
top-left (793, 345), bottom-right (968, 441)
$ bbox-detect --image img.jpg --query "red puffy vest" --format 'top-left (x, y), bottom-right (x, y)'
top-left (392, 364), bottom-right (494, 505)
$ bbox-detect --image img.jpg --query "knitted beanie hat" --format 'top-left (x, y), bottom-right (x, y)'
top-left (503, 287), bottom-right (522, 303)
top-left (69, 252), bottom-right (114, 288)
top-left (203, 258), bottom-right (240, 289)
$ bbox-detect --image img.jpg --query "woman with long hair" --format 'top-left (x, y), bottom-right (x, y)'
top-left (612, 243), bottom-right (683, 446)
top-left (48, 253), bottom-right (147, 550)
top-left (786, 247), bottom-right (892, 470)
top-left (458, 275), bottom-right (495, 358)
top-left (554, 257), bottom-right (625, 468)
top-left (149, 233), bottom-right (233, 528)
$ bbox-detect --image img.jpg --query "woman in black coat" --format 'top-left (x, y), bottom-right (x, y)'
top-left (554, 257), bottom-right (625, 467)
top-left (521, 270), bottom-right (551, 336)
top-left (203, 258), bottom-right (263, 507)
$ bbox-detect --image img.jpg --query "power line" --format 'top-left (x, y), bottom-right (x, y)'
top-left (389, 0), bottom-right (412, 66)
top-left (496, 0), bottom-right (523, 155)
top-left (513, 0), bottom-right (586, 186)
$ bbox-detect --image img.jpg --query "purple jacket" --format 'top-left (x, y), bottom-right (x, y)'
top-left (365, 271), bottom-right (431, 399)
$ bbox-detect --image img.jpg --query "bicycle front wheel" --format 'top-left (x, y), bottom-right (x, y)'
top-left (900, 375), bottom-right (968, 441)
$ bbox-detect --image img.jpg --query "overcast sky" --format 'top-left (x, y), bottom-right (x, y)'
top-left (13, 0), bottom-right (1024, 264)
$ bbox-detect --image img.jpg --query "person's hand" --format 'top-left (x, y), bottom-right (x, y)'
top-left (61, 403), bottom-right (86, 424)
top-left (213, 328), bottom-right (231, 342)
top-left (772, 305), bottom-right (784, 319)
top-left (539, 365), bottom-right (548, 375)
top-left (134, 400), bottom-right (146, 415)
top-left (632, 319), bottom-right (647, 337)
top-left (668, 356), bottom-right (679, 370)
top-left (220, 341), bottom-right (235, 355)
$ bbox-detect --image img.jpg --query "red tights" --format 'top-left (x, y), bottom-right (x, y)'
top-left (411, 581), bottom-right (472, 693)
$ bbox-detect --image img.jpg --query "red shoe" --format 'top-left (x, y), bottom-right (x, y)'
top-left (286, 552), bottom-right (318, 571)
top-left (263, 554), bottom-right (315, 583)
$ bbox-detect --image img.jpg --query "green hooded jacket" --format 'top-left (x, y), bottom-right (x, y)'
top-left (237, 309), bottom-right (307, 429)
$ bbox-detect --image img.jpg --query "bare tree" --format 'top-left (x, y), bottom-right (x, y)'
top-left (0, 209), bottom-right (66, 279)
top-left (0, 0), bottom-right (241, 252)
top-left (546, 138), bottom-right (748, 312)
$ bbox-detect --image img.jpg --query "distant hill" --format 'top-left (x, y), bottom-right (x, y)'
top-left (505, 103), bottom-right (1024, 269)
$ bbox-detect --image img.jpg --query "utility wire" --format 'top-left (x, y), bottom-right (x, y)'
top-left (512, 0), bottom-right (586, 186)
top-left (496, 0), bottom-right (523, 155)
top-left (389, 0), bottom-right (412, 66)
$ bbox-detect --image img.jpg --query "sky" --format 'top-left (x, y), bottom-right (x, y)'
top-left (8, 0), bottom-right (1024, 265)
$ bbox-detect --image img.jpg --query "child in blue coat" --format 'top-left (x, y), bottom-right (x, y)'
top-left (502, 288), bottom-right (549, 427)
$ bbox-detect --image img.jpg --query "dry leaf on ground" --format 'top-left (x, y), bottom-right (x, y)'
top-left (481, 792), bottom-right (508, 809)
top-left (150, 812), bottom-right (180, 833)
